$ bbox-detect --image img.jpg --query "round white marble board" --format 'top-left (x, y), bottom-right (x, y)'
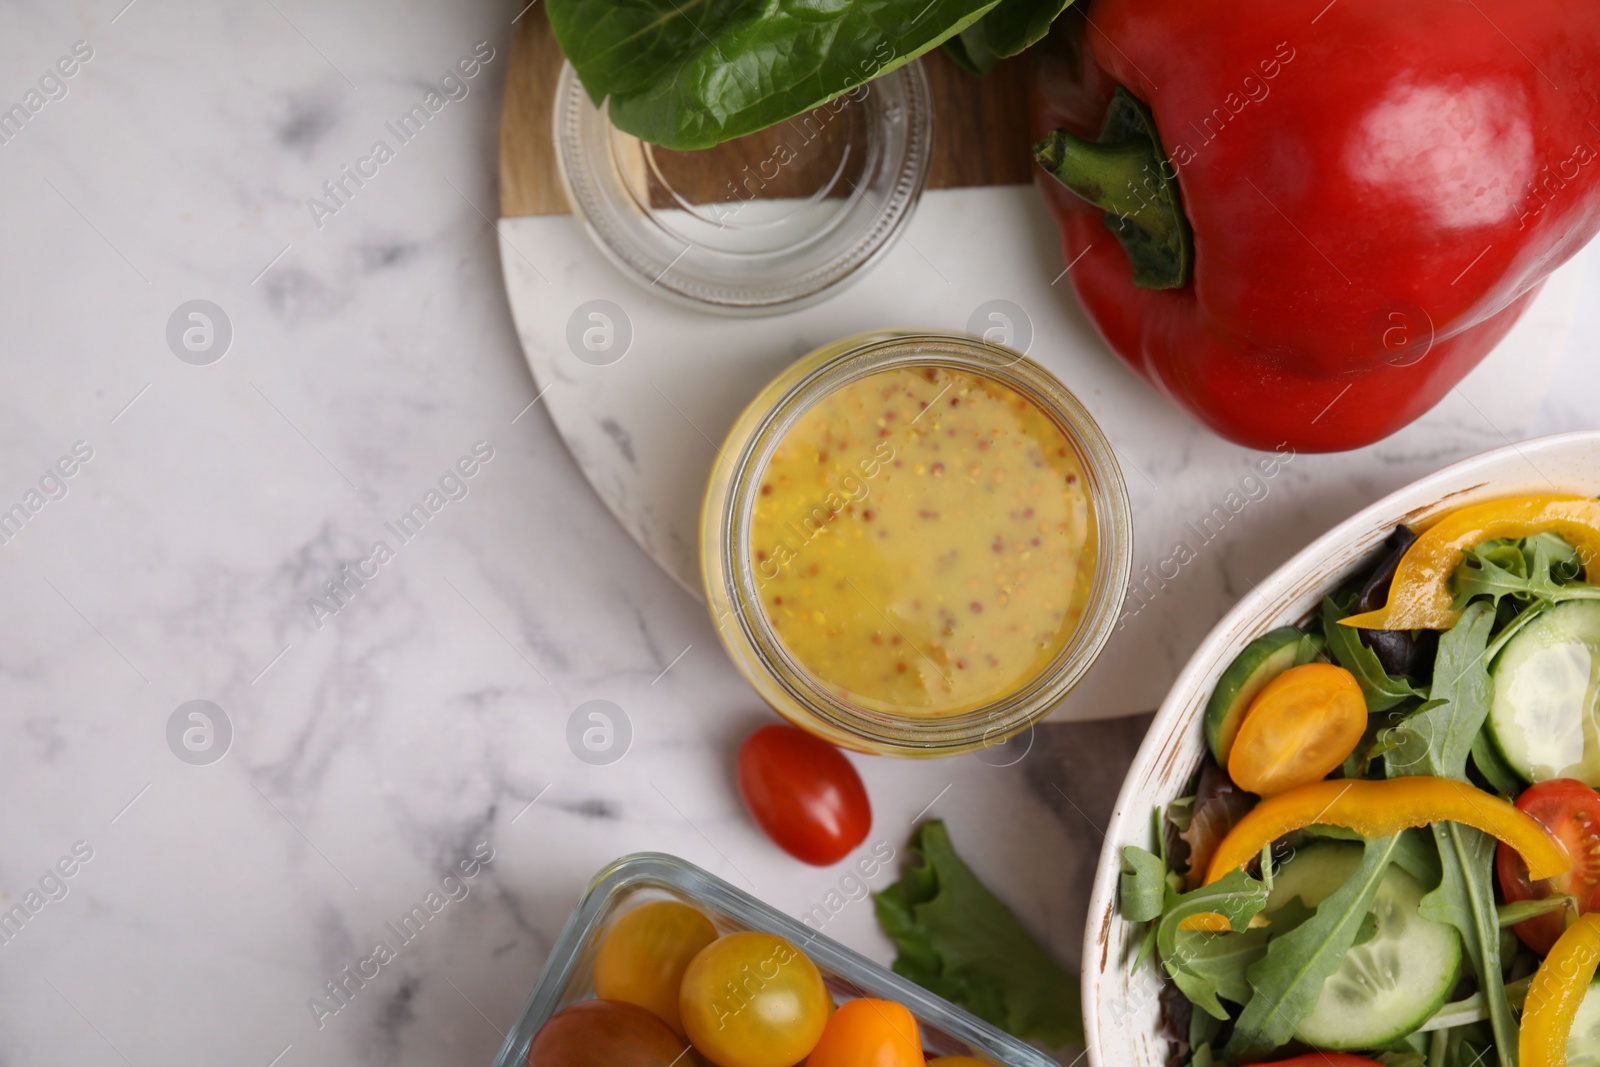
top-left (498, 186), bottom-right (1590, 721)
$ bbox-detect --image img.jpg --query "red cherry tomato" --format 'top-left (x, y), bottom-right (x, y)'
top-left (737, 725), bottom-right (871, 866)
top-left (1497, 778), bottom-right (1600, 954)
top-left (528, 1000), bottom-right (691, 1067)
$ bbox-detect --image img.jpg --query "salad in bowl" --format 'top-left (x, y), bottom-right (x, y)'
top-left (1085, 434), bottom-right (1600, 1067)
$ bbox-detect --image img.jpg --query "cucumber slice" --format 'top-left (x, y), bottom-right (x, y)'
top-left (1205, 627), bottom-right (1306, 764)
top-left (1487, 600), bottom-right (1600, 786)
top-left (1573, 977), bottom-right (1600, 1067)
top-left (1263, 842), bottom-right (1462, 1051)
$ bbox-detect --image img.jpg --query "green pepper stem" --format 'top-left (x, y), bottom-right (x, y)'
top-left (1032, 87), bottom-right (1194, 290)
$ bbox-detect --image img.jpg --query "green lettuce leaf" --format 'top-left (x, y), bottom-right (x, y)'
top-left (874, 820), bottom-right (1083, 1047)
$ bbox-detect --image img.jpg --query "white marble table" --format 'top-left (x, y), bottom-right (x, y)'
top-left (0, 2), bottom-right (1596, 1065)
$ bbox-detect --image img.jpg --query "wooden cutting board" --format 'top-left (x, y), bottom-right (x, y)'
top-left (497, 8), bottom-right (1037, 219)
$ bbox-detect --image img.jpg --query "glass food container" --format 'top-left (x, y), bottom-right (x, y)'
top-left (700, 332), bottom-right (1133, 757)
top-left (489, 852), bottom-right (1059, 1067)
top-left (552, 61), bottom-right (932, 315)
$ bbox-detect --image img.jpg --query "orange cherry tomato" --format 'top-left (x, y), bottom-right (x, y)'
top-left (593, 900), bottom-right (718, 1035)
top-left (679, 932), bottom-right (831, 1067)
top-left (528, 999), bottom-right (692, 1067)
top-left (806, 998), bottom-right (924, 1067)
top-left (1226, 663), bottom-right (1366, 796)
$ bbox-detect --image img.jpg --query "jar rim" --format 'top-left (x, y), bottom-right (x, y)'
top-left (701, 332), bottom-right (1134, 755)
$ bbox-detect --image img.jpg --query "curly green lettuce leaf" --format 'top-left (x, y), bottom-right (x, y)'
top-left (548, 0), bottom-right (1005, 150)
top-left (874, 820), bottom-right (1083, 1048)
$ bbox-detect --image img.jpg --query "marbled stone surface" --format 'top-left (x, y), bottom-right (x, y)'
top-left (0, 2), bottom-right (1596, 1065)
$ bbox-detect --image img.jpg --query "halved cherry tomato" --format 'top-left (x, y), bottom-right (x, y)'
top-left (738, 725), bottom-right (871, 866)
top-left (679, 931), bottom-right (831, 1067)
top-left (528, 1000), bottom-right (692, 1067)
top-left (1498, 778), bottom-right (1600, 954)
top-left (805, 998), bottom-right (923, 1067)
top-left (593, 900), bottom-right (718, 1035)
top-left (1226, 663), bottom-right (1366, 797)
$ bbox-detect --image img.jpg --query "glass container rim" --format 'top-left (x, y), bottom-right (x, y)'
top-left (551, 63), bottom-right (934, 317)
top-left (704, 332), bottom-right (1134, 754)
top-left (488, 851), bottom-right (1061, 1067)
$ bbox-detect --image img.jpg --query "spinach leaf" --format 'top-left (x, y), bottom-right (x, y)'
top-left (1322, 597), bottom-right (1425, 712)
top-left (1419, 823), bottom-right (1517, 1067)
top-left (1224, 834), bottom-right (1402, 1061)
top-left (874, 820), bottom-right (1082, 1047)
top-left (548, 0), bottom-right (1004, 150)
top-left (1120, 845), bottom-right (1167, 923)
top-left (1382, 602), bottom-right (1496, 780)
top-left (949, 0), bottom-right (1075, 75)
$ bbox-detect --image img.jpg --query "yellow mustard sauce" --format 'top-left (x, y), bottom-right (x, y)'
top-left (749, 367), bottom-right (1097, 716)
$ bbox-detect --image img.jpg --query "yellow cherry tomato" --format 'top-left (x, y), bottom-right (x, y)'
top-left (593, 900), bottom-right (719, 1035)
top-left (679, 932), bottom-right (831, 1067)
top-left (806, 998), bottom-right (923, 1067)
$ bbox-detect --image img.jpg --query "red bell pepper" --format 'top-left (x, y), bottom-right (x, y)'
top-left (1029, 1), bottom-right (1600, 452)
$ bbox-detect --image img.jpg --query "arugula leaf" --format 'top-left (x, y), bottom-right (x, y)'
top-left (548, 0), bottom-right (1005, 150)
top-left (1368, 599), bottom-right (1513, 1067)
top-left (1389, 827), bottom-right (1444, 891)
top-left (1418, 823), bottom-right (1517, 1067)
top-left (1453, 534), bottom-right (1590, 613)
top-left (1497, 894), bottom-right (1576, 928)
top-left (1153, 870), bottom-right (1272, 1021)
top-left (1224, 834), bottom-right (1403, 1061)
top-left (1169, 927), bottom-right (1269, 1018)
top-left (1470, 732), bottom-right (1524, 799)
top-left (949, 0), bottom-right (1075, 75)
top-left (1120, 845), bottom-right (1167, 923)
top-left (874, 820), bottom-right (1082, 1047)
top-left (1376, 1054), bottom-right (1427, 1067)
top-left (1382, 602), bottom-right (1496, 780)
top-left (1322, 597), bottom-right (1425, 712)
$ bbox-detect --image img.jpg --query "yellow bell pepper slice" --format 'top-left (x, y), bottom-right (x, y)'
top-left (1521, 912), bottom-right (1600, 1067)
top-left (1203, 776), bottom-right (1569, 886)
top-left (1340, 495), bottom-right (1600, 632)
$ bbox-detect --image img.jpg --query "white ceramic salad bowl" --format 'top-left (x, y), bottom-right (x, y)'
top-left (1082, 430), bottom-right (1600, 1067)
